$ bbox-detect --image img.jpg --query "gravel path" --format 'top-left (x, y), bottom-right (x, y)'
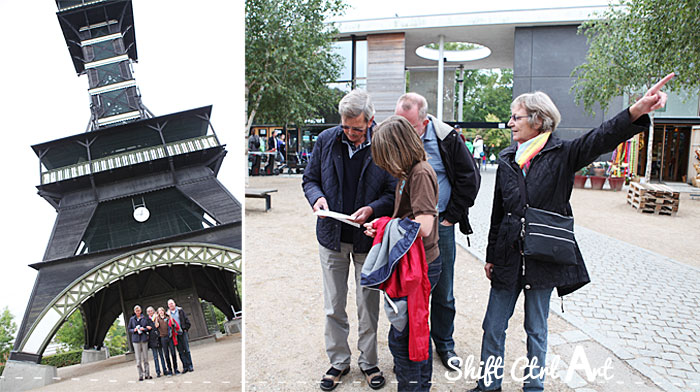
top-left (31, 335), bottom-right (241, 391)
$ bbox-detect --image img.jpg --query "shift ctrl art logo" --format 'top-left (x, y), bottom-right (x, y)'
top-left (444, 345), bottom-right (615, 386)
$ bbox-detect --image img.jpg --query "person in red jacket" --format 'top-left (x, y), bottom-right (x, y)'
top-left (365, 115), bottom-right (442, 391)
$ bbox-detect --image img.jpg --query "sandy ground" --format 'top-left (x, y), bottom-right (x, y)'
top-left (570, 186), bottom-right (700, 269)
top-left (32, 334), bottom-right (241, 391)
top-left (244, 175), bottom-right (668, 391)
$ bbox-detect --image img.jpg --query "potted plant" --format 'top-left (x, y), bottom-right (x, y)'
top-left (574, 167), bottom-right (588, 188)
top-left (591, 161), bottom-right (607, 177)
top-left (608, 175), bottom-right (625, 191)
top-left (607, 163), bottom-right (626, 191)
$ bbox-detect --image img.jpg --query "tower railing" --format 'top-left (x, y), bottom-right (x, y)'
top-left (40, 135), bottom-right (219, 185)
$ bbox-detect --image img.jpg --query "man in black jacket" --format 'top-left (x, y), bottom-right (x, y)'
top-left (303, 89), bottom-right (395, 390)
top-left (395, 93), bottom-right (480, 370)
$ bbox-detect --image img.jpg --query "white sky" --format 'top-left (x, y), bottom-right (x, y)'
top-left (0, 1), bottom-right (244, 328)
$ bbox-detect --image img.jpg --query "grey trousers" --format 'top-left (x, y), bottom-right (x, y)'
top-left (319, 243), bottom-right (380, 371)
top-left (133, 341), bottom-right (150, 378)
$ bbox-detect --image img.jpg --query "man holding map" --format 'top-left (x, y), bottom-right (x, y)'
top-left (302, 89), bottom-right (396, 390)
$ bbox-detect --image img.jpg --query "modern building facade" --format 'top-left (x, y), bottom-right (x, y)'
top-left (330, 5), bottom-right (700, 184)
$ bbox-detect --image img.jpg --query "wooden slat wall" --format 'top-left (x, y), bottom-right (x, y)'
top-left (43, 202), bottom-right (98, 261)
top-left (367, 33), bottom-right (406, 122)
top-left (177, 177), bottom-right (242, 225)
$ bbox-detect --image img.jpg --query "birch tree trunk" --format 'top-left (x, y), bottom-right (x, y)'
top-left (644, 111), bottom-right (655, 183)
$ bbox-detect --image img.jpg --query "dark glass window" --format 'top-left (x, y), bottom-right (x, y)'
top-left (78, 188), bottom-right (218, 254)
top-left (93, 62), bottom-right (129, 87)
top-left (89, 26), bottom-right (111, 38)
top-left (99, 89), bottom-right (133, 117)
top-left (90, 40), bottom-right (118, 61)
top-left (330, 38), bottom-right (368, 89)
top-left (57, 0), bottom-right (83, 10)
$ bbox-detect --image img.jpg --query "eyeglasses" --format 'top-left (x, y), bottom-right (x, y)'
top-left (340, 124), bottom-right (368, 133)
top-left (510, 114), bottom-right (530, 122)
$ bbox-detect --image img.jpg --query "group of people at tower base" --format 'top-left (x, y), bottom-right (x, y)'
top-left (127, 298), bottom-right (195, 381)
top-left (302, 72), bottom-right (673, 391)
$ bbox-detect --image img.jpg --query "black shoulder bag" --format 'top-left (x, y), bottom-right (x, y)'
top-left (515, 170), bottom-right (578, 265)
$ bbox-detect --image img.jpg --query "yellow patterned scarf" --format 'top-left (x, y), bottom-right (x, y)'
top-left (515, 132), bottom-right (551, 175)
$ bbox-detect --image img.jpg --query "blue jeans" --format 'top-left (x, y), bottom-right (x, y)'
top-left (477, 286), bottom-right (553, 392)
top-left (151, 346), bottom-right (166, 375)
top-left (430, 223), bottom-right (456, 353)
top-left (389, 258), bottom-right (442, 391)
top-left (175, 331), bottom-right (193, 371)
top-left (160, 336), bottom-right (176, 373)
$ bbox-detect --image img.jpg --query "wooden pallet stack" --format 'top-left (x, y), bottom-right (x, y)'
top-left (693, 148), bottom-right (700, 188)
top-left (626, 182), bottom-right (680, 216)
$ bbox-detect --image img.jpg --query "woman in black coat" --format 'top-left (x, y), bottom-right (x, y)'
top-left (469, 73), bottom-right (674, 392)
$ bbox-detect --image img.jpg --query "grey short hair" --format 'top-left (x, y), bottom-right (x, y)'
top-left (396, 93), bottom-right (428, 121)
top-left (338, 89), bottom-right (375, 122)
top-left (133, 305), bottom-right (141, 311)
top-left (511, 91), bottom-right (561, 133)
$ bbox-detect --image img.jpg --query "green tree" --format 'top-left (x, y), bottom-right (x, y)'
top-left (426, 42), bottom-right (478, 51)
top-left (571, 0), bottom-right (699, 181)
top-left (461, 113), bottom-right (512, 157)
top-left (104, 317), bottom-right (127, 356)
top-left (213, 306), bottom-right (228, 334)
top-left (0, 307), bottom-right (17, 362)
top-left (245, 0), bottom-right (346, 133)
top-left (458, 69), bottom-right (513, 123)
top-left (53, 311), bottom-right (85, 353)
top-left (456, 69), bottom-right (513, 155)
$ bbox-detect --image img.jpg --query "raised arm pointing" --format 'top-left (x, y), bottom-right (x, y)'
top-left (629, 72), bottom-right (674, 121)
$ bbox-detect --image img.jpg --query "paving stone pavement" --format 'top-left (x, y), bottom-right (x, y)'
top-left (456, 166), bottom-right (700, 392)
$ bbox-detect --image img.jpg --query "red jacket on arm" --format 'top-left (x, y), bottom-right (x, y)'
top-left (361, 216), bottom-right (431, 361)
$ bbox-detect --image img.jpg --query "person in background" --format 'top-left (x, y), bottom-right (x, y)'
top-left (473, 135), bottom-right (485, 171)
top-left (395, 93), bottom-right (480, 371)
top-left (146, 306), bottom-right (167, 377)
top-left (249, 129), bottom-right (262, 175)
top-left (167, 299), bottom-right (194, 374)
top-left (127, 305), bottom-right (151, 381)
top-left (465, 138), bottom-right (474, 154)
top-left (278, 132), bottom-right (287, 163)
top-left (469, 73), bottom-right (673, 392)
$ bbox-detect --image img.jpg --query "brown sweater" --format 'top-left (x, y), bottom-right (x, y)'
top-left (392, 161), bottom-right (440, 263)
top-left (155, 315), bottom-right (170, 337)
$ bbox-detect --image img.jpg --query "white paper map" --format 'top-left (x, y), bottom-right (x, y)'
top-left (314, 209), bottom-right (361, 227)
